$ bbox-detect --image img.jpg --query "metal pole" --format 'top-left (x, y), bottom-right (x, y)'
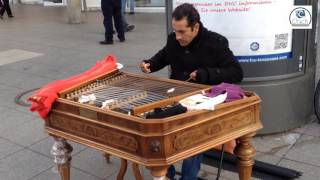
top-left (316, 0), bottom-right (320, 83)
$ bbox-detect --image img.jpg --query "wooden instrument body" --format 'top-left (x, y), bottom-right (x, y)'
top-left (45, 71), bottom-right (262, 168)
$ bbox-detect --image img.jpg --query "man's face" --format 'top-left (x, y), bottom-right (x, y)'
top-left (172, 18), bottom-right (199, 47)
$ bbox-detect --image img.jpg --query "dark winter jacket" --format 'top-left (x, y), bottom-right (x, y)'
top-left (144, 23), bottom-right (243, 85)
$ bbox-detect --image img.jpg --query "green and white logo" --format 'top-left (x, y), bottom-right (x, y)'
top-left (289, 6), bottom-right (312, 29)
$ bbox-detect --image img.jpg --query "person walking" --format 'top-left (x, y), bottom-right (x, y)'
top-left (0, 0), bottom-right (14, 19)
top-left (121, 0), bottom-right (135, 32)
top-left (100, 0), bottom-right (125, 45)
top-left (128, 0), bottom-right (135, 14)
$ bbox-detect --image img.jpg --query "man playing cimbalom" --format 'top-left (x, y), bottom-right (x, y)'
top-left (140, 3), bottom-right (243, 180)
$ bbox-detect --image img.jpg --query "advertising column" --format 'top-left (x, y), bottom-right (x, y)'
top-left (170, 0), bottom-right (316, 134)
top-left (173, 0), bottom-right (297, 78)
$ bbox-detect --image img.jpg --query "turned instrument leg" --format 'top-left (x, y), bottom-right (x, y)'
top-left (117, 158), bottom-right (128, 180)
top-left (132, 163), bottom-right (143, 180)
top-left (147, 166), bottom-right (169, 180)
top-left (104, 153), bottom-right (111, 164)
top-left (51, 138), bottom-right (73, 180)
top-left (234, 132), bottom-right (256, 180)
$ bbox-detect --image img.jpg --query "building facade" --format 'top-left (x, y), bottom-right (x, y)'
top-left (19, 0), bottom-right (165, 12)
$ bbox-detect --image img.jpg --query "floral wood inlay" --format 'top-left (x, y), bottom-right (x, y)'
top-left (174, 124), bottom-right (222, 150)
top-left (222, 109), bottom-right (252, 129)
top-left (173, 109), bottom-right (253, 150)
top-left (49, 114), bottom-right (138, 152)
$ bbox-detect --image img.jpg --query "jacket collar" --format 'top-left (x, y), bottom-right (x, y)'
top-left (184, 22), bottom-right (205, 49)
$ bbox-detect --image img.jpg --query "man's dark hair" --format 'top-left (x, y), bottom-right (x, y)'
top-left (172, 3), bottom-right (200, 28)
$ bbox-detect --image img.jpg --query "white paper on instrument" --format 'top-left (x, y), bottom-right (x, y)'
top-left (167, 88), bottom-right (175, 93)
top-left (79, 94), bottom-right (96, 103)
top-left (101, 99), bottom-right (115, 109)
top-left (116, 63), bottom-right (124, 69)
top-left (179, 93), bottom-right (227, 111)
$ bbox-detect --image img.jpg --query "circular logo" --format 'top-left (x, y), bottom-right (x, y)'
top-left (289, 7), bottom-right (312, 26)
top-left (250, 42), bottom-right (259, 51)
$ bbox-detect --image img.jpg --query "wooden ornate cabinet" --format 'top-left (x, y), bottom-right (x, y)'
top-left (44, 71), bottom-right (262, 180)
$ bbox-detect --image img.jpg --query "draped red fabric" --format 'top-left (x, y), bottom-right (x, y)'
top-left (28, 55), bottom-right (118, 119)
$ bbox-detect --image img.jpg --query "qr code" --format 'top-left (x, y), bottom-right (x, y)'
top-left (274, 33), bottom-right (288, 50)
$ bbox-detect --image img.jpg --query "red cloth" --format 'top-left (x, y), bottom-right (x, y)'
top-left (28, 55), bottom-right (118, 118)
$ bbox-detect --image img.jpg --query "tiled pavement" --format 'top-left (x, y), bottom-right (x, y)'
top-left (0, 4), bottom-right (320, 180)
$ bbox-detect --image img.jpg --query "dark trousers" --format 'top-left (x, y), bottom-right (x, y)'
top-left (145, 104), bottom-right (203, 180)
top-left (167, 154), bottom-right (203, 180)
top-left (0, 0), bottom-right (13, 16)
top-left (101, 0), bottom-right (124, 41)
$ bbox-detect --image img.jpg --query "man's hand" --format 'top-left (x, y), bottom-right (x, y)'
top-left (140, 62), bottom-right (151, 73)
top-left (189, 70), bottom-right (198, 81)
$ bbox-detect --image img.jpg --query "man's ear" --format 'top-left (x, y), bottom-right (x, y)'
top-left (193, 23), bottom-right (200, 32)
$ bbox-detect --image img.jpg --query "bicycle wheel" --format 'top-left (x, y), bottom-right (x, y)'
top-left (314, 80), bottom-right (320, 123)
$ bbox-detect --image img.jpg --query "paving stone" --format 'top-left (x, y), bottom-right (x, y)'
top-left (292, 120), bottom-right (315, 134)
top-left (0, 69), bottom-right (52, 90)
top-left (29, 137), bottom-right (88, 159)
top-left (0, 118), bottom-right (48, 147)
top-left (252, 132), bottom-right (301, 157)
top-left (285, 135), bottom-right (320, 166)
top-left (0, 83), bottom-right (36, 114)
top-left (0, 137), bottom-right (23, 160)
top-left (279, 159), bottom-right (320, 180)
top-left (0, 149), bottom-right (52, 180)
top-left (138, 166), bottom-right (157, 179)
top-left (304, 121), bottom-right (320, 137)
top-left (72, 148), bottom-right (120, 179)
top-left (0, 56), bottom-right (35, 71)
top-left (0, 106), bottom-right (35, 133)
top-left (0, 49), bottom-right (43, 66)
top-left (255, 152), bottom-right (281, 165)
top-left (198, 163), bottom-right (219, 180)
top-left (4, 57), bottom-right (76, 80)
top-left (31, 166), bottom-right (103, 180)
top-left (220, 169), bottom-right (262, 180)
top-left (0, 83), bottom-right (24, 98)
top-left (106, 163), bottom-right (154, 180)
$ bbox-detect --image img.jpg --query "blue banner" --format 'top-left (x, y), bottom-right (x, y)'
top-left (236, 52), bottom-right (293, 63)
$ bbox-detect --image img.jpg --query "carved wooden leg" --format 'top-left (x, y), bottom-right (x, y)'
top-left (51, 138), bottom-right (73, 180)
top-left (132, 163), bottom-right (143, 180)
top-left (234, 132), bottom-right (256, 180)
top-left (117, 158), bottom-right (128, 180)
top-left (104, 153), bottom-right (111, 164)
top-left (147, 166), bottom-right (169, 180)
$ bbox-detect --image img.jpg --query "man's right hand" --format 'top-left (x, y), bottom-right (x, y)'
top-left (140, 61), bottom-right (151, 73)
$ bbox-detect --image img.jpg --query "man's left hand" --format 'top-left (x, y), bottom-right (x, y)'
top-left (189, 70), bottom-right (197, 81)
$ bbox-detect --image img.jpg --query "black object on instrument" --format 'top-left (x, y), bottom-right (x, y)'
top-left (146, 104), bottom-right (187, 119)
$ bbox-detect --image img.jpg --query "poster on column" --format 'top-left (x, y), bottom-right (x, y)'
top-left (172, 0), bottom-right (301, 78)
